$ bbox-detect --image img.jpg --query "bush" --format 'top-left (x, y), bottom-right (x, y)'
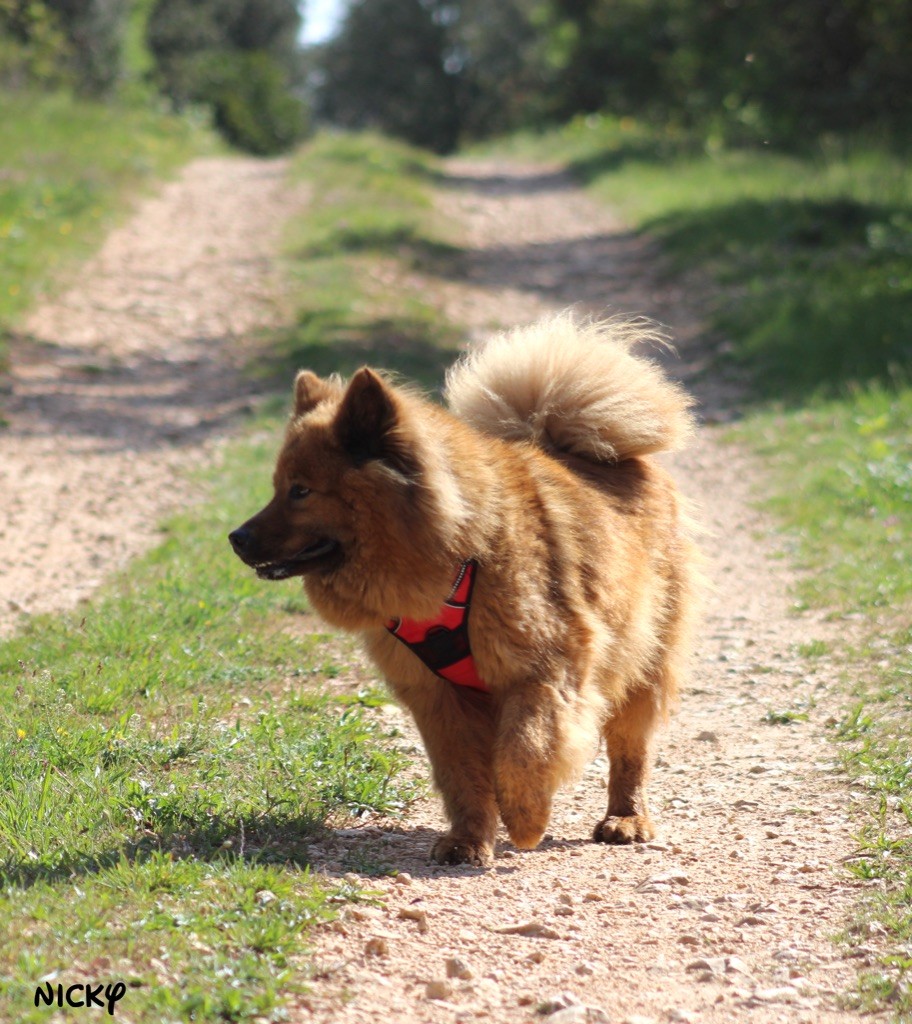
top-left (198, 50), bottom-right (308, 155)
top-left (0, 0), bottom-right (72, 89)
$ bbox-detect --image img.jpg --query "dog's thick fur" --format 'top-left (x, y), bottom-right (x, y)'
top-left (230, 314), bottom-right (700, 866)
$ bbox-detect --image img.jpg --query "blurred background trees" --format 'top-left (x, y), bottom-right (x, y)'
top-left (1, 0), bottom-right (308, 152)
top-left (313, 0), bottom-right (912, 152)
top-left (2, 0), bottom-right (910, 153)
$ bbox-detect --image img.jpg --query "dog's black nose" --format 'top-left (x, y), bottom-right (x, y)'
top-left (228, 526), bottom-right (251, 552)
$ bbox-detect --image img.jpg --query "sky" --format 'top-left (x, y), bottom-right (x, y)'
top-left (300, 0), bottom-right (345, 44)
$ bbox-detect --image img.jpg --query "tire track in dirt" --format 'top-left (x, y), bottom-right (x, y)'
top-left (292, 162), bottom-right (882, 1023)
top-left (0, 156), bottom-right (302, 633)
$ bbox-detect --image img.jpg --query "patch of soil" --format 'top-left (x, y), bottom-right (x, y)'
top-left (0, 156), bottom-right (303, 632)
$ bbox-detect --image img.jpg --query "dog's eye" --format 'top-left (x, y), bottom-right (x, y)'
top-left (288, 484), bottom-right (311, 501)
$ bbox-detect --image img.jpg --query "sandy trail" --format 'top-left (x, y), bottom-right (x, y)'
top-left (293, 162), bottom-right (879, 1023)
top-left (0, 156), bottom-right (300, 632)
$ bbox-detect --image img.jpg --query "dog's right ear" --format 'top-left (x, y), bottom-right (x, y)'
top-left (293, 370), bottom-right (334, 416)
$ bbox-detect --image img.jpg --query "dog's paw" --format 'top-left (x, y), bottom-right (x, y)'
top-left (592, 814), bottom-right (655, 844)
top-left (430, 834), bottom-right (493, 867)
top-left (503, 820), bottom-right (547, 851)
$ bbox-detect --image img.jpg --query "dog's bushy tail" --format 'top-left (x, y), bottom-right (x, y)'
top-left (444, 313), bottom-right (695, 462)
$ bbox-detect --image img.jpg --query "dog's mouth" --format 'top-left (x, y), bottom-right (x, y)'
top-left (252, 538), bottom-right (342, 580)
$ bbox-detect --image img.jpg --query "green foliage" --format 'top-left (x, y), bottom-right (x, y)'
top-left (313, 0), bottom-right (911, 150)
top-left (317, 0), bottom-right (460, 153)
top-left (0, 0), bottom-right (71, 89)
top-left (315, 0), bottom-right (547, 151)
top-left (43, 0), bottom-right (131, 95)
top-left (146, 0), bottom-right (307, 153)
top-left (198, 50), bottom-right (308, 155)
top-left (0, 88), bottom-right (213, 367)
top-left (540, 0), bottom-right (912, 145)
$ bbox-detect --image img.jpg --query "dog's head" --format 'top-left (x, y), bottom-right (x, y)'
top-left (229, 367), bottom-right (468, 625)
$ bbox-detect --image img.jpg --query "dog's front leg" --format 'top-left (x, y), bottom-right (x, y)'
top-left (493, 683), bottom-right (567, 850)
top-left (394, 679), bottom-right (499, 867)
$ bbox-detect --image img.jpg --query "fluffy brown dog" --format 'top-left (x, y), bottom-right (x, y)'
top-left (230, 314), bottom-right (700, 866)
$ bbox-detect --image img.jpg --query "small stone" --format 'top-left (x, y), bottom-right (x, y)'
top-left (623, 1016), bottom-right (658, 1024)
top-left (547, 1008), bottom-right (603, 1024)
top-left (555, 906), bottom-right (575, 917)
top-left (583, 891), bottom-right (603, 902)
top-left (348, 905), bottom-right (385, 922)
top-left (678, 935), bottom-right (700, 946)
top-left (398, 906), bottom-right (429, 933)
top-left (446, 957), bottom-right (474, 980)
top-left (725, 956), bottom-right (752, 976)
top-left (394, 872), bottom-right (413, 886)
top-left (638, 871), bottom-right (689, 891)
top-left (558, 893), bottom-right (574, 905)
top-left (750, 986), bottom-right (801, 1004)
top-left (668, 1010), bottom-right (697, 1023)
top-left (575, 962), bottom-right (596, 977)
top-left (425, 979), bottom-right (453, 1000)
top-left (686, 956), bottom-right (727, 977)
top-left (364, 936), bottom-right (389, 956)
top-left (538, 992), bottom-right (579, 1015)
top-left (526, 950), bottom-right (546, 964)
top-left (491, 920), bottom-right (562, 939)
top-left (696, 730), bottom-right (719, 743)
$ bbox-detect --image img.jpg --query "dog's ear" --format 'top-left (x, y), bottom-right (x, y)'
top-left (293, 370), bottom-right (335, 416)
top-left (335, 368), bottom-right (417, 475)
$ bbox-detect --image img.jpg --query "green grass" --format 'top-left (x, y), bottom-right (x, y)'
top-left (0, 89), bottom-right (215, 366)
top-left (0, 424), bottom-right (418, 1023)
top-left (268, 132), bottom-right (462, 390)
top-left (482, 115), bottom-right (912, 403)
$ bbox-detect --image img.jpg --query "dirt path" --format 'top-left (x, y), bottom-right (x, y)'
top-left (0, 156), bottom-right (301, 633)
top-left (294, 163), bottom-right (880, 1023)
top-left (0, 153), bottom-right (878, 1022)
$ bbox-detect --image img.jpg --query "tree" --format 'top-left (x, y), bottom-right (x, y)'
top-left (317, 0), bottom-right (460, 153)
top-left (145, 0), bottom-right (308, 153)
top-left (46, 0), bottom-right (131, 94)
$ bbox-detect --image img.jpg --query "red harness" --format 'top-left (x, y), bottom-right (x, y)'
top-left (386, 560), bottom-right (489, 692)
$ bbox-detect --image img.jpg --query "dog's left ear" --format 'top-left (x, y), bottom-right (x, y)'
top-left (335, 368), bottom-right (417, 475)
top-left (293, 370), bottom-right (336, 416)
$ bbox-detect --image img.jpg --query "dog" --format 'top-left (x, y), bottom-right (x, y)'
top-left (229, 314), bottom-right (700, 866)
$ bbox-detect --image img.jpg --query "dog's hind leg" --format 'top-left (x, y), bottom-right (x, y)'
top-left (396, 680), bottom-right (499, 867)
top-left (593, 686), bottom-right (661, 844)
